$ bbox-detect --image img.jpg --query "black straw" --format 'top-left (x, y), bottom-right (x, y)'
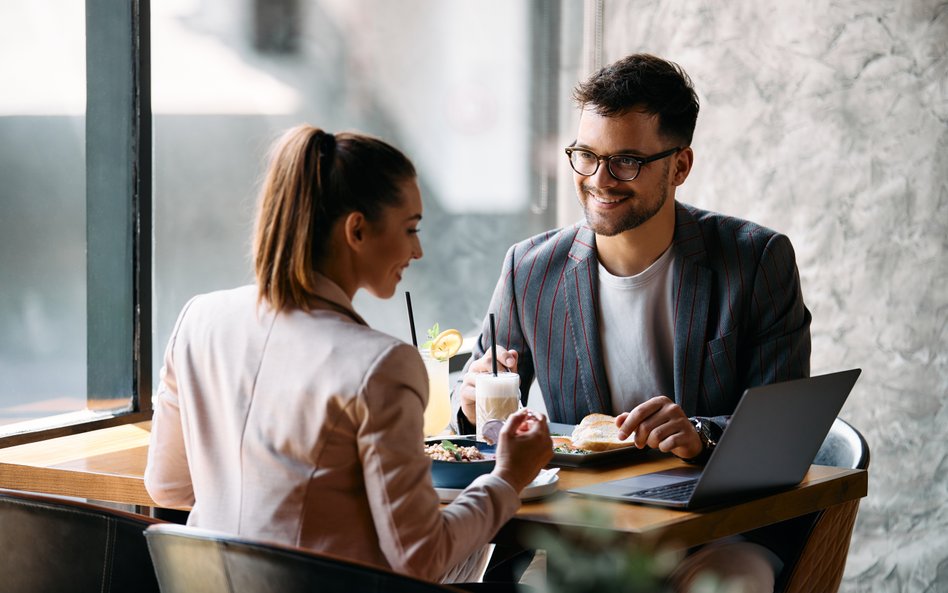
top-left (405, 292), bottom-right (418, 347)
top-left (489, 313), bottom-right (498, 376)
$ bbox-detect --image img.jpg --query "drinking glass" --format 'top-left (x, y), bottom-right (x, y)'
top-left (474, 371), bottom-right (520, 442)
top-left (419, 349), bottom-right (452, 437)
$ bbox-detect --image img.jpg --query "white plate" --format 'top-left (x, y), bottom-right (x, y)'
top-left (435, 474), bottom-right (559, 503)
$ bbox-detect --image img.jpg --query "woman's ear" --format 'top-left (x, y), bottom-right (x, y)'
top-left (343, 211), bottom-right (367, 250)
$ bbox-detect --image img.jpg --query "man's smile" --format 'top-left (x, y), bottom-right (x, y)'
top-left (584, 186), bottom-right (633, 206)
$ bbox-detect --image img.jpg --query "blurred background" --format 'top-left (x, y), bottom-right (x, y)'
top-left (1, 0), bottom-right (945, 591)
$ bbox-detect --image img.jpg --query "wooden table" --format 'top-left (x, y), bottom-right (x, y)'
top-left (0, 421), bottom-right (867, 549)
top-left (500, 452), bottom-right (866, 550)
top-left (0, 421), bottom-right (156, 507)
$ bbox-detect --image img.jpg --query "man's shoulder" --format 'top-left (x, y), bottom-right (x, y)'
top-left (677, 202), bottom-right (785, 249)
top-left (508, 222), bottom-right (590, 260)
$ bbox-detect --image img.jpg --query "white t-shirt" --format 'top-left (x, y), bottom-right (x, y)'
top-left (597, 246), bottom-right (676, 415)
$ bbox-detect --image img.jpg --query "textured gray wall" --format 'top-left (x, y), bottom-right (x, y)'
top-left (598, 1), bottom-right (947, 591)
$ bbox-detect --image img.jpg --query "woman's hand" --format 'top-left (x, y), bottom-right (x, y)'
top-left (458, 347), bottom-right (519, 425)
top-left (492, 409), bottom-right (553, 493)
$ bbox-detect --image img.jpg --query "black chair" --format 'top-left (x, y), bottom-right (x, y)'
top-left (145, 523), bottom-right (470, 593)
top-left (778, 417), bottom-right (870, 593)
top-left (0, 488), bottom-right (163, 593)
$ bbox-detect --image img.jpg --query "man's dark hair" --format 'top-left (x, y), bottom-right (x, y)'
top-left (572, 53), bottom-right (699, 146)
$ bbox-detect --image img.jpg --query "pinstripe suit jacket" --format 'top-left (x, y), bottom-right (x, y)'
top-left (453, 201), bottom-right (811, 433)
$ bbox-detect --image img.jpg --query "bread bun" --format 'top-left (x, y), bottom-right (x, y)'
top-left (577, 413), bottom-right (616, 428)
top-left (551, 436), bottom-right (574, 448)
top-left (570, 413), bottom-right (636, 452)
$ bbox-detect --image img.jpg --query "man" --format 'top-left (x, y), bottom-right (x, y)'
top-left (452, 54), bottom-right (811, 591)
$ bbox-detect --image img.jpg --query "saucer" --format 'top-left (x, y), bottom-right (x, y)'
top-left (435, 474), bottom-right (559, 503)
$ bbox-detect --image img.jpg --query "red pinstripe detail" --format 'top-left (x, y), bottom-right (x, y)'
top-left (559, 311), bottom-right (569, 417)
top-left (722, 328), bottom-right (734, 370)
top-left (532, 233), bottom-right (564, 349)
top-left (567, 253), bottom-right (582, 262)
top-left (547, 265), bottom-right (567, 404)
top-left (709, 342), bottom-right (724, 397)
top-left (573, 357), bottom-right (579, 416)
top-left (575, 266), bottom-right (603, 408)
top-left (505, 292), bottom-right (517, 347)
top-left (673, 259), bottom-right (686, 323)
top-left (520, 251), bottom-right (542, 342)
top-left (506, 241), bottom-right (542, 346)
top-left (773, 239), bottom-right (794, 337)
top-left (681, 277), bottom-right (698, 395)
top-left (760, 251), bottom-right (778, 319)
top-left (722, 237), bottom-right (735, 332)
top-left (735, 231), bottom-right (746, 301)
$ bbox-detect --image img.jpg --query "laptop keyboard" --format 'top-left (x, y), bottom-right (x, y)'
top-left (627, 478), bottom-right (699, 502)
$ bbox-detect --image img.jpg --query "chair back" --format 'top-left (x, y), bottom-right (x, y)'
top-left (0, 489), bottom-right (163, 593)
top-left (779, 417), bottom-right (870, 593)
top-left (145, 523), bottom-right (467, 593)
top-left (813, 417), bottom-right (870, 470)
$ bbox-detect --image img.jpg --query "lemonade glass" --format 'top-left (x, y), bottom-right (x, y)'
top-left (420, 348), bottom-right (452, 437)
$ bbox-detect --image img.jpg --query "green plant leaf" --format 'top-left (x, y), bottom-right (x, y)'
top-left (420, 322), bottom-right (439, 349)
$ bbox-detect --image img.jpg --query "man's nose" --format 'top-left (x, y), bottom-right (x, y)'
top-left (590, 160), bottom-right (619, 188)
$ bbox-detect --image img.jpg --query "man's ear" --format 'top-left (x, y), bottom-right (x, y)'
top-left (343, 211), bottom-right (367, 250)
top-left (671, 147), bottom-right (694, 186)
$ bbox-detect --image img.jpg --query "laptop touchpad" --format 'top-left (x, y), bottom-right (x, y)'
top-left (624, 467), bottom-right (703, 490)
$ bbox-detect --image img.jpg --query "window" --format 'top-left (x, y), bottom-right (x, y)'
top-left (1, 0), bottom-right (582, 442)
top-left (151, 0), bottom-right (581, 371)
top-left (0, 0), bottom-right (151, 444)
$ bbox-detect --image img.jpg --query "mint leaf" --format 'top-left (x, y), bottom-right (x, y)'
top-left (420, 322), bottom-right (440, 349)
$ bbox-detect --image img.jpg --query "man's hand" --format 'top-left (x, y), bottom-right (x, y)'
top-left (459, 347), bottom-right (519, 425)
top-left (616, 396), bottom-right (703, 459)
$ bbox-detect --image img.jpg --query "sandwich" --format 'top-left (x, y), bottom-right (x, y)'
top-left (556, 413), bottom-right (637, 453)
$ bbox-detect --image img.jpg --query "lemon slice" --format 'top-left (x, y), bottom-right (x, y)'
top-left (430, 329), bottom-right (463, 361)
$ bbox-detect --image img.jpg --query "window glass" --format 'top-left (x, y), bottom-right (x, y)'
top-left (152, 0), bottom-right (563, 375)
top-left (0, 2), bottom-right (88, 428)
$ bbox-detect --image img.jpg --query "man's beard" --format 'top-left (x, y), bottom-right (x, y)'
top-left (581, 172), bottom-right (670, 237)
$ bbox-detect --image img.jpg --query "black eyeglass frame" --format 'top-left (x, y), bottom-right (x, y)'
top-left (564, 145), bottom-right (682, 181)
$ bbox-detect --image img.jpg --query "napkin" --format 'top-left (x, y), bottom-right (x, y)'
top-left (532, 468), bottom-right (560, 486)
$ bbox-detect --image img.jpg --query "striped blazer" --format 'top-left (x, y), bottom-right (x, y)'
top-left (453, 201), bottom-right (811, 432)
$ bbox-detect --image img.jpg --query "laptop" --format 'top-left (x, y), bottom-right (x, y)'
top-left (567, 369), bottom-right (862, 509)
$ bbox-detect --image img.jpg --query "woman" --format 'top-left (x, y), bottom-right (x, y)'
top-left (144, 125), bottom-right (553, 582)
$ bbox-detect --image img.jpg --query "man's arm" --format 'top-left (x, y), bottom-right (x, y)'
top-left (450, 244), bottom-right (536, 434)
top-left (686, 232), bottom-right (811, 462)
top-left (740, 232), bottom-right (812, 389)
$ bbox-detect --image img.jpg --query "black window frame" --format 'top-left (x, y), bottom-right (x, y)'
top-left (0, 0), bottom-right (152, 447)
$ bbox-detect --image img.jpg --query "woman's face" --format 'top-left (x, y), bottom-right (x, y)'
top-left (357, 177), bottom-right (424, 299)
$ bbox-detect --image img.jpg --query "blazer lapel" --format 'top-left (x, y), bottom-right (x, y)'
top-left (671, 204), bottom-right (712, 416)
top-left (564, 225), bottom-right (611, 415)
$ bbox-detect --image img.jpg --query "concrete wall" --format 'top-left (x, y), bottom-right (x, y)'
top-left (596, 1), bottom-right (947, 590)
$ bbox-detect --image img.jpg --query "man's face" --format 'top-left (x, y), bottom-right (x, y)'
top-left (572, 108), bottom-right (684, 237)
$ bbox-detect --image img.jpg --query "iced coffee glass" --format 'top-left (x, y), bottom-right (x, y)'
top-left (475, 372), bottom-right (521, 442)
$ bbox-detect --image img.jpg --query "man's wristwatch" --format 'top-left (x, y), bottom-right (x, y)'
top-left (681, 417), bottom-right (719, 464)
top-left (691, 417), bottom-right (718, 450)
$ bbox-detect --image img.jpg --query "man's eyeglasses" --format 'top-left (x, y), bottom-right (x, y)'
top-left (564, 145), bottom-right (682, 181)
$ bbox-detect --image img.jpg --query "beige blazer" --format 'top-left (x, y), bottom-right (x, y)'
top-left (145, 276), bottom-right (519, 582)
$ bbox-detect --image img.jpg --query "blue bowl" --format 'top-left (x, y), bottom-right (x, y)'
top-left (427, 438), bottom-right (497, 489)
